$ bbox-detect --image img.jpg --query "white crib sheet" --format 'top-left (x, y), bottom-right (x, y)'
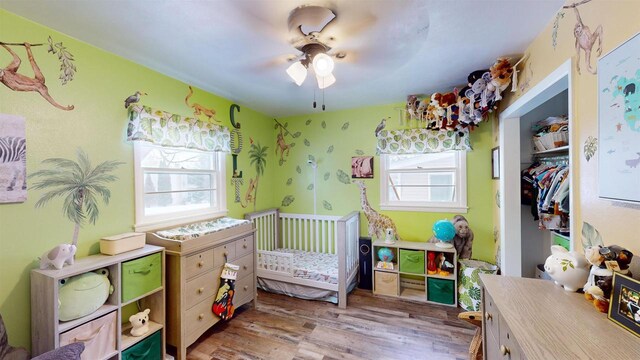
top-left (274, 248), bottom-right (338, 284)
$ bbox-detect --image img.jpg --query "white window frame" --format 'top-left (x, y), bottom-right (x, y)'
top-left (379, 151), bottom-right (468, 213)
top-left (133, 141), bottom-right (227, 232)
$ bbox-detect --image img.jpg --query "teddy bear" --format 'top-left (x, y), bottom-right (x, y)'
top-left (488, 58), bottom-right (514, 102)
top-left (129, 309), bottom-right (151, 337)
top-left (428, 93), bottom-right (446, 129)
top-left (436, 90), bottom-right (459, 130)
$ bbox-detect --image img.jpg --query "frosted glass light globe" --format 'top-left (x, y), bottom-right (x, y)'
top-left (312, 53), bottom-right (334, 77)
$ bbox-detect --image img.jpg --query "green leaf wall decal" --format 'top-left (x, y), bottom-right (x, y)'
top-left (323, 200), bottom-right (333, 211)
top-left (286, 178), bottom-right (292, 185)
top-left (282, 195), bottom-right (295, 206)
top-left (321, 121), bottom-right (326, 129)
top-left (296, 165), bottom-right (301, 174)
top-left (342, 122), bottom-right (349, 130)
top-left (355, 149), bottom-right (364, 155)
top-left (306, 119), bottom-right (312, 125)
top-left (304, 139), bottom-right (310, 146)
top-left (336, 170), bottom-right (351, 184)
top-left (327, 145), bottom-right (334, 153)
top-left (307, 184), bottom-right (314, 190)
top-left (323, 172), bottom-right (330, 181)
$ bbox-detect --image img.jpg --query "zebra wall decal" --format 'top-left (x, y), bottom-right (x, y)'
top-left (0, 136), bottom-right (27, 191)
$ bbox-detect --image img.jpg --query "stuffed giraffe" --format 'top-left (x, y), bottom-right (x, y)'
top-left (354, 180), bottom-right (399, 240)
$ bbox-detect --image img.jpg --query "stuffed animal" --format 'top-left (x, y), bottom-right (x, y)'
top-left (39, 244), bottom-right (77, 270)
top-left (488, 58), bottom-right (513, 102)
top-left (452, 215), bottom-right (474, 259)
top-left (437, 90), bottom-right (458, 130)
top-left (406, 95), bottom-right (420, 121)
top-left (129, 309), bottom-right (151, 337)
top-left (428, 93), bottom-right (446, 128)
top-left (417, 97), bottom-right (430, 125)
top-left (583, 245), bottom-right (634, 313)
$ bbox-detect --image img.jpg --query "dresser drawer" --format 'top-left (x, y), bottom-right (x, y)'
top-left (234, 273), bottom-right (254, 304)
top-left (235, 235), bottom-right (254, 258)
top-left (185, 268), bottom-right (221, 310)
top-left (235, 253), bottom-right (254, 280)
top-left (374, 271), bottom-right (398, 296)
top-left (186, 295), bottom-right (218, 337)
top-left (499, 315), bottom-right (523, 359)
top-left (483, 288), bottom-right (500, 342)
top-left (214, 242), bottom-right (236, 265)
top-left (122, 253), bottom-right (162, 303)
top-left (186, 249), bottom-right (214, 279)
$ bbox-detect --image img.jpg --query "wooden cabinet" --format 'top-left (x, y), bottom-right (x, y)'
top-left (480, 274), bottom-right (640, 360)
top-left (146, 222), bottom-right (255, 360)
top-left (371, 240), bottom-right (457, 306)
top-left (30, 245), bottom-right (166, 360)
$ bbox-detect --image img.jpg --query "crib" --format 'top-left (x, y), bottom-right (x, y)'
top-left (245, 208), bottom-right (360, 308)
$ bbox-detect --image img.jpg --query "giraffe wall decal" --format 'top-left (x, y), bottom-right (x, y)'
top-left (354, 180), bottom-right (399, 240)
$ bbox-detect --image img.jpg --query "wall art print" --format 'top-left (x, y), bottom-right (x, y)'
top-left (0, 41), bottom-right (74, 110)
top-left (0, 114), bottom-right (26, 203)
top-left (351, 156), bottom-right (373, 179)
top-left (598, 32), bottom-right (640, 203)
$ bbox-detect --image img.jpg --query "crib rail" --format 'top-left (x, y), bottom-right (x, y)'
top-left (257, 250), bottom-right (294, 277)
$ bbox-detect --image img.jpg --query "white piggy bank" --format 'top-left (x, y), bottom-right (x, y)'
top-left (544, 245), bottom-right (590, 292)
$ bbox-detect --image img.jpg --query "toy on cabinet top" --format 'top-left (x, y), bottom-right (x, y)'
top-left (384, 228), bottom-right (396, 245)
top-left (451, 215), bottom-right (474, 259)
top-left (129, 309), bottom-right (151, 337)
top-left (581, 222), bottom-right (634, 312)
top-left (544, 245), bottom-right (590, 292)
top-left (39, 243), bottom-right (76, 270)
top-left (58, 269), bottom-right (114, 321)
top-left (430, 219), bottom-right (455, 249)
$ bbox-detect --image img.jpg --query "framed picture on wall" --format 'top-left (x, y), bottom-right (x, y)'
top-left (597, 32), bottom-right (640, 203)
top-left (491, 147), bottom-right (500, 179)
top-left (608, 272), bottom-right (640, 338)
top-left (352, 156), bottom-right (373, 179)
top-left (0, 114), bottom-right (27, 204)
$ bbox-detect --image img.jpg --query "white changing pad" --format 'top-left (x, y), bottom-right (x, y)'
top-left (155, 217), bottom-right (250, 241)
top-left (274, 248), bottom-right (338, 285)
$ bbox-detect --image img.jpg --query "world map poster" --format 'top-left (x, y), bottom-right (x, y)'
top-left (598, 33), bottom-right (640, 203)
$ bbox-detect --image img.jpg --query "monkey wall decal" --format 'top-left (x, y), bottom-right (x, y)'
top-left (0, 42), bottom-right (74, 110)
top-left (563, 0), bottom-right (603, 75)
top-left (185, 86), bottom-right (219, 122)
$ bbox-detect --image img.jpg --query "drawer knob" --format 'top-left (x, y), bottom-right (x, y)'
top-left (243, 244), bottom-right (247, 249)
top-left (198, 261), bottom-right (204, 268)
top-left (485, 312), bottom-right (493, 321)
top-left (244, 286), bottom-right (248, 290)
top-left (198, 287), bottom-right (204, 294)
top-left (243, 265), bottom-right (248, 270)
top-left (198, 314), bottom-right (204, 320)
top-left (224, 252), bottom-right (228, 258)
top-left (500, 345), bottom-right (510, 356)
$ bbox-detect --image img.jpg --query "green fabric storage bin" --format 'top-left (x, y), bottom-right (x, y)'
top-left (122, 330), bottom-right (161, 360)
top-left (122, 253), bottom-right (162, 303)
top-left (427, 278), bottom-right (455, 305)
top-left (399, 249), bottom-right (425, 274)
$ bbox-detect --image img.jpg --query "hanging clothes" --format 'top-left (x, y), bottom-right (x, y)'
top-left (521, 162), bottom-right (570, 231)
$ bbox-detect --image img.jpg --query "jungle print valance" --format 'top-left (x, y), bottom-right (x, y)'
top-left (376, 128), bottom-right (472, 154)
top-left (127, 105), bottom-right (230, 152)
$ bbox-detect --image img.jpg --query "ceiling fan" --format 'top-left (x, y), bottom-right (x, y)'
top-left (285, 5), bottom-right (344, 89)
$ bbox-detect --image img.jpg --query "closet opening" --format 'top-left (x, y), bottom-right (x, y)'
top-left (498, 59), bottom-right (574, 278)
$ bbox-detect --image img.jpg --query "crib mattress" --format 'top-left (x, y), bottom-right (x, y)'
top-left (155, 217), bottom-right (250, 241)
top-left (274, 248), bottom-right (338, 285)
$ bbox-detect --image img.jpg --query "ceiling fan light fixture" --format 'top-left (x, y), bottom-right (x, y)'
top-left (316, 72), bottom-right (336, 89)
top-left (312, 53), bottom-right (334, 77)
top-left (286, 61), bottom-right (307, 86)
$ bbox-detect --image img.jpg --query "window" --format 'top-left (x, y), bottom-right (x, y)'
top-left (380, 151), bottom-right (467, 212)
top-left (133, 142), bottom-right (226, 231)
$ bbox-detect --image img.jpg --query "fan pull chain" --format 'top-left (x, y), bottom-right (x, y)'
top-left (313, 87), bottom-right (317, 109)
top-left (322, 87), bottom-right (325, 111)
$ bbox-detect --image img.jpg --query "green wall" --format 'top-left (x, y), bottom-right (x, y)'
top-left (0, 10), bottom-right (275, 349)
top-left (275, 104), bottom-right (495, 260)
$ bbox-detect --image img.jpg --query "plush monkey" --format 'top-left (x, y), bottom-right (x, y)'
top-left (452, 215), bottom-right (474, 259)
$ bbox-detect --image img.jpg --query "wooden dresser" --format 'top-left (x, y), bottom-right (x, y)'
top-left (480, 274), bottom-right (640, 360)
top-left (146, 222), bottom-right (255, 360)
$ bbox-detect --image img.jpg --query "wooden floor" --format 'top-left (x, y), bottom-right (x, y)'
top-left (185, 289), bottom-right (475, 360)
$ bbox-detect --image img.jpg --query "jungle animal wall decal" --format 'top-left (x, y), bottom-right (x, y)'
top-left (564, 0), bottom-right (603, 75)
top-left (185, 86), bottom-right (218, 122)
top-left (274, 119), bottom-right (296, 165)
top-left (240, 138), bottom-right (267, 211)
top-left (354, 180), bottom-right (399, 240)
top-left (123, 91), bottom-right (147, 108)
top-left (29, 149), bottom-right (122, 254)
top-left (0, 41), bottom-right (74, 110)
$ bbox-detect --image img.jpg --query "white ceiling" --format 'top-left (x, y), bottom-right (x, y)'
top-left (1, 0), bottom-right (564, 117)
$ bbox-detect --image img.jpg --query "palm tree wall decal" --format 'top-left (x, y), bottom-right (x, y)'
top-left (248, 140), bottom-right (268, 212)
top-left (30, 149), bottom-right (123, 249)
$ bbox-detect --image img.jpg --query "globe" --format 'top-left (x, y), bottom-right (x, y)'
top-left (433, 219), bottom-right (456, 242)
top-left (377, 247), bottom-right (395, 263)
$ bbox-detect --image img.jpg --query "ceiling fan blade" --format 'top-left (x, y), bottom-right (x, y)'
top-left (287, 5), bottom-right (336, 35)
